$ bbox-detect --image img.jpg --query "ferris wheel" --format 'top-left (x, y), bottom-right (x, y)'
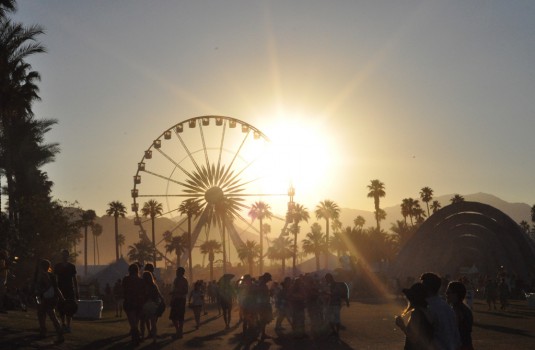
top-left (131, 116), bottom-right (288, 266)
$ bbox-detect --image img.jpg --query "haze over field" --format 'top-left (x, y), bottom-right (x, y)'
top-left (10, 1), bottom-right (535, 217)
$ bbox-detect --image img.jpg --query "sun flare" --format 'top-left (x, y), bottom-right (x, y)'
top-left (258, 112), bottom-right (337, 208)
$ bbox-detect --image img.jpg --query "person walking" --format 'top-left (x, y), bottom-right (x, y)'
top-left (395, 282), bottom-right (434, 350)
top-left (122, 263), bottom-right (145, 345)
top-left (420, 272), bottom-right (461, 350)
top-left (218, 274), bottom-right (236, 330)
top-left (112, 279), bottom-right (124, 317)
top-left (446, 281), bottom-right (474, 350)
top-left (256, 272), bottom-right (274, 341)
top-left (324, 273), bottom-right (350, 338)
top-left (169, 267), bottom-right (188, 339)
top-left (189, 280), bottom-right (205, 329)
top-left (54, 249), bottom-right (79, 334)
top-left (32, 259), bottom-right (64, 344)
top-left (140, 271), bottom-right (163, 342)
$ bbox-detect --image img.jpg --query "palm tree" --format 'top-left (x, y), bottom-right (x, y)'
top-left (302, 223), bottom-right (327, 270)
top-left (80, 209), bottom-right (96, 276)
top-left (266, 235), bottom-right (293, 276)
top-left (237, 240), bottom-right (260, 276)
top-left (367, 179), bottom-right (386, 230)
top-left (117, 233), bottom-right (125, 258)
top-left (127, 238), bottom-right (154, 265)
top-left (200, 239), bottom-right (222, 281)
top-left (353, 216), bottom-right (365, 231)
top-left (91, 222), bottom-right (103, 265)
top-left (0, 11), bottom-right (46, 223)
top-left (390, 220), bottom-right (414, 247)
top-left (141, 199), bottom-right (163, 267)
top-left (248, 201), bottom-right (273, 274)
top-left (106, 201), bottom-right (126, 261)
top-left (165, 234), bottom-right (188, 269)
top-left (430, 200), bottom-right (442, 214)
top-left (178, 199), bottom-right (201, 283)
top-left (290, 203), bottom-right (309, 276)
top-left (450, 194), bottom-right (465, 204)
top-left (419, 187), bottom-right (434, 217)
top-left (315, 200), bottom-right (340, 269)
top-left (531, 204), bottom-right (535, 225)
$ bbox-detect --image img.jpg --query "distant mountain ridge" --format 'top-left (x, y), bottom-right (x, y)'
top-left (72, 193), bottom-right (532, 265)
top-left (339, 192), bottom-right (532, 230)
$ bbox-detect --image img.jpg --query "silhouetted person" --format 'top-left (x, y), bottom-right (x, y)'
top-left (122, 263), bottom-right (145, 345)
top-left (325, 273), bottom-right (350, 338)
top-left (113, 279), bottom-right (123, 317)
top-left (446, 281), bottom-right (474, 350)
top-left (170, 267), bottom-right (188, 338)
top-left (256, 272), bottom-right (274, 341)
top-left (420, 272), bottom-right (460, 350)
top-left (395, 282), bottom-right (433, 350)
top-left (32, 259), bottom-right (64, 344)
top-left (141, 271), bottom-right (162, 342)
top-left (54, 249), bottom-right (79, 334)
top-left (189, 280), bottom-right (205, 329)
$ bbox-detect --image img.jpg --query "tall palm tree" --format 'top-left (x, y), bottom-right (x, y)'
top-left (80, 209), bottom-right (96, 276)
top-left (450, 194), bottom-right (465, 204)
top-left (0, 11), bottom-right (46, 223)
top-left (128, 238), bottom-right (154, 265)
top-left (248, 201), bottom-right (273, 274)
top-left (92, 222), bottom-right (103, 265)
top-left (200, 239), bottom-right (222, 281)
top-left (237, 240), bottom-right (260, 276)
top-left (266, 235), bottom-right (293, 276)
top-left (315, 200), bottom-right (340, 269)
top-left (367, 179), bottom-right (386, 230)
top-left (117, 233), bottom-right (125, 258)
top-left (106, 201), bottom-right (126, 261)
top-left (141, 199), bottom-right (163, 267)
top-left (178, 199), bottom-right (201, 283)
top-left (430, 200), bottom-right (442, 214)
top-left (165, 234), bottom-right (188, 269)
top-left (290, 203), bottom-right (309, 276)
top-left (302, 223), bottom-right (327, 270)
top-left (419, 187), bottom-right (434, 217)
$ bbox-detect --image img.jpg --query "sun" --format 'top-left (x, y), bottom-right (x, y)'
top-left (256, 112), bottom-right (337, 209)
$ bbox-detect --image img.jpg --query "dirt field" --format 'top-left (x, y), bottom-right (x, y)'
top-left (1, 298), bottom-right (534, 349)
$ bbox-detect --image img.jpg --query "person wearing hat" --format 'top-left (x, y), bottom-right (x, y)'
top-left (395, 282), bottom-right (433, 350)
top-left (169, 267), bottom-right (188, 338)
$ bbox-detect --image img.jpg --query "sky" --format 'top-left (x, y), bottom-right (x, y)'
top-left (10, 0), bottom-right (535, 218)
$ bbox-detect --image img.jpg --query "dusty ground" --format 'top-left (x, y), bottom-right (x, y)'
top-left (1, 298), bottom-right (534, 349)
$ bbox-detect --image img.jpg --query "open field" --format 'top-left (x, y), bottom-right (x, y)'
top-left (1, 298), bottom-right (534, 349)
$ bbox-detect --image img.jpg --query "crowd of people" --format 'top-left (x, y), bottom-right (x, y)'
top-left (2, 247), bottom-right (535, 349)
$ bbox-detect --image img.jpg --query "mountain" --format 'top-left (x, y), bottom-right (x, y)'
top-left (73, 193), bottom-right (532, 265)
top-left (339, 192), bottom-right (532, 230)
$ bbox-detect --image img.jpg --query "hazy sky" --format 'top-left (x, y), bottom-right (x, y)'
top-left (12, 1), bottom-right (535, 217)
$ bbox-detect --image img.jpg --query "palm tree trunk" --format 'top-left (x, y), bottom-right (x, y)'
top-left (316, 254), bottom-right (320, 271)
top-left (325, 218), bottom-right (329, 269)
top-left (84, 226), bottom-right (88, 276)
top-left (281, 258), bottom-right (286, 276)
top-left (209, 256), bottom-right (214, 281)
top-left (222, 219), bottom-right (227, 275)
top-left (187, 216), bottom-right (193, 284)
top-left (114, 216), bottom-right (119, 261)
top-left (259, 218), bottom-right (264, 274)
top-left (96, 237), bottom-right (100, 265)
top-left (292, 224), bottom-right (297, 276)
top-left (151, 217), bottom-right (156, 267)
